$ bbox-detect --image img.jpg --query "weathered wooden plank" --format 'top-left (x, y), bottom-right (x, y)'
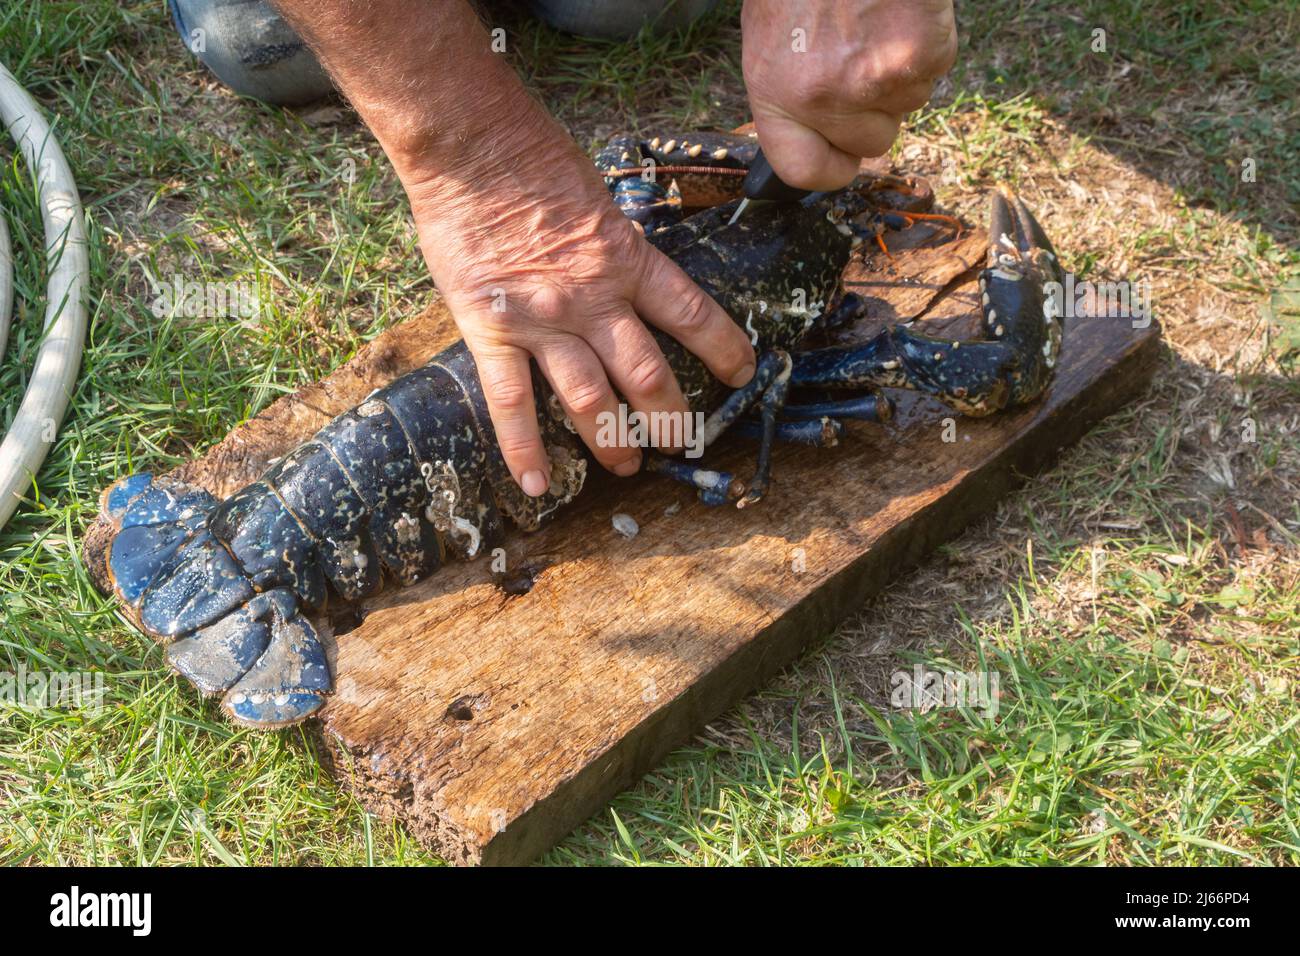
top-left (316, 221), bottom-right (1159, 863)
top-left (85, 194), bottom-right (1161, 866)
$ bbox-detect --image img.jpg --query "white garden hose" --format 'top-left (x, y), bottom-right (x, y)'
top-left (0, 61), bottom-right (89, 531)
top-left (0, 208), bottom-right (11, 362)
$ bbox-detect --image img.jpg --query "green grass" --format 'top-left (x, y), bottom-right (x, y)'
top-left (2, 0), bottom-right (1297, 865)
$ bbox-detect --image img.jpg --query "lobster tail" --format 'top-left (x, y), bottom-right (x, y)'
top-left (97, 343), bottom-right (590, 729)
top-left (216, 588), bottom-right (330, 728)
top-left (207, 481), bottom-right (328, 608)
top-left (101, 473), bottom-right (331, 726)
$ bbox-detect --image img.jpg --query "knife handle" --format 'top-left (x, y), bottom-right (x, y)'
top-left (742, 147), bottom-right (814, 202)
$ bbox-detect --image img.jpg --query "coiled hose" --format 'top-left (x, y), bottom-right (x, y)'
top-left (0, 61), bottom-right (89, 532)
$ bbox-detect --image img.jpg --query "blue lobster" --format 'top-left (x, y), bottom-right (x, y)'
top-left (97, 131), bottom-right (1064, 729)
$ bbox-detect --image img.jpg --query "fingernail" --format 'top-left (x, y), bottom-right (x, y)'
top-left (521, 469), bottom-right (549, 497)
top-left (612, 455), bottom-right (641, 477)
top-left (730, 363), bottom-right (756, 388)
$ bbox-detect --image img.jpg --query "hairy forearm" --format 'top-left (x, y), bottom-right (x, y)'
top-left (269, 0), bottom-right (755, 492)
top-left (271, 0), bottom-right (561, 191)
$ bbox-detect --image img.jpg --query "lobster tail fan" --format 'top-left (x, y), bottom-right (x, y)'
top-left (166, 596), bottom-right (273, 696)
top-left (137, 528), bottom-right (255, 639)
top-left (102, 469), bottom-right (334, 729)
top-left (220, 589), bottom-right (330, 728)
top-left (101, 474), bottom-right (220, 610)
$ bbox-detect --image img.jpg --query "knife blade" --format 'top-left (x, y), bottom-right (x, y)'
top-left (727, 146), bottom-right (813, 226)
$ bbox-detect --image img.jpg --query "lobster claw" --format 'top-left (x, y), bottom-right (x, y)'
top-left (977, 187), bottom-right (1066, 399)
top-left (990, 186), bottom-right (1061, 271)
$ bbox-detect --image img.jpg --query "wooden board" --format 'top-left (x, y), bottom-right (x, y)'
top-left (85, 203), bottom-right (1162, 866)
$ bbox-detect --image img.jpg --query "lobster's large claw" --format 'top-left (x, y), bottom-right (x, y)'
top-left (976, 187), bottom-right (1066, 405)
top-left (788, 184), bottom-right (1066, 417)
top-left (987, 185), bottom-right (1064, 285)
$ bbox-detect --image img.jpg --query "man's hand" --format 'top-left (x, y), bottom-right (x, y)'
top-left (407, 117), bottom-right (756, 495)
top-left (272, 0), bottom-right (755, 496)
top-left (741, 0), bottom-right (957, 190)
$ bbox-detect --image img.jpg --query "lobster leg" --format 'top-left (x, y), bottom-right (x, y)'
top-left (643, 454), bottom-right (743, 504)
top-left (736, 351), bottom-right (791, 506)
top-left (858, 210), bottom-right (963, 258)
top-left (730, 391), bottom-right (892, 447)
top-left (778, 393), bottom-right (893, 424)
top-left (733, 417), bottom-right (844, 448)
top-left (643, 349), bottom-right (792, 507)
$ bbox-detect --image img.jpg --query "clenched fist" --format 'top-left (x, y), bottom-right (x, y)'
top-left (741, 0), bottom-right (958, 189)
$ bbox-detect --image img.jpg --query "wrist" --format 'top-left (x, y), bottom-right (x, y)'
top-left (400, 102), bottom-right (615, 264)
top-left (401, 115), bottom-right (624, 300)
top-left (391, 84), bottom-right (559, 204)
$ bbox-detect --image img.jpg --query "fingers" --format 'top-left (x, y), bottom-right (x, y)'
top-left (472, 343), bottom-right (552, 496)
top-left (751, 112), bottom-right (864, 191)
top-left (867, 76), bottom-right (942, 117)
top-left (633, 245), bottom-right (756, 389)
top-left (739, 0), bottom-right (957, 187)
top-left (816, 110), bottom-right (906, 165)
top-left (584, 310), bottom-right (690, 454)
top-left (533, 337), bottom-right (642, 477)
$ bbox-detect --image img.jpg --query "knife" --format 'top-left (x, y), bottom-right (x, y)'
top-left (727, 146), bottom-right (813, 225)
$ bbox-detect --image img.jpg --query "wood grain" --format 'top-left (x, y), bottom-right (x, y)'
top-left (84, 198), bottom-right (1161, 866)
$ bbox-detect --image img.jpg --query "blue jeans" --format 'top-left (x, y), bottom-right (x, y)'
top-left (170, 0), bottom-right (717, 106)
top-left (531, 0), bottom-right (717, 38)
top-left (168, 0), bottom-right (331, 106)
